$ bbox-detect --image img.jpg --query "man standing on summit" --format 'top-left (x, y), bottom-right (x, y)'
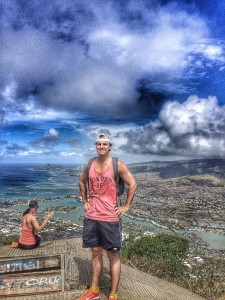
top-left (78, 133), bottom-right (137, 300)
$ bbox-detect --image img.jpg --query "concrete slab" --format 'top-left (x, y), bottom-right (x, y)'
top-left (0, 238), bottom-right (206, 300)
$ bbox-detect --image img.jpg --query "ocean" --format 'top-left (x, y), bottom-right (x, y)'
top-left (0, 163), bottom-right (85, 226)
top-left (0, 164), bottom-right (225, 250)
top-left (0, 163), bottom-right (80, 200)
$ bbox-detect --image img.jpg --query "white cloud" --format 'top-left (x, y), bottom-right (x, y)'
top-left (196, 43), bottom-right (225, 62)
top-left (60, 151), bottom-right (82, 157)
top-left (17, 150), bottom-right (43, 157)
top-left (45, 128), bottom-right (59, 138)
top-left (159, 95), bottom-right (224, 137)
top-left (120, 95), bottom-right (225, 158)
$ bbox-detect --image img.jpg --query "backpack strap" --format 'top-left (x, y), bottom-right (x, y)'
top-left (86, 157), bottom-right (96, 179)
top-left (112, 157), bottom-right (124, 203)
top-left (112, 157), bottom-right (119, 183)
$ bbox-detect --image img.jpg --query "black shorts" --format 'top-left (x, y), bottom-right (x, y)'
top-left (82, 218), bottom-right (122, 253)
top-left (18, 234), bottom-right (41, 250)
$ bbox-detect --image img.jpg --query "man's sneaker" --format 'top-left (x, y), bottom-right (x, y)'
top-left (78, 287), bottom-right (100, 300)
top-left (108, 296), bottom-right (118, 300)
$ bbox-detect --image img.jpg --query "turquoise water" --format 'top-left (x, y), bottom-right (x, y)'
top-left (9, 197), bottom-right (157, 228)
top-left (11, 198), bottom-right (84, 226)
top-left (10, 197), bottom-right (225, 250)
top-left (190, 230), bottom-right (225, 250)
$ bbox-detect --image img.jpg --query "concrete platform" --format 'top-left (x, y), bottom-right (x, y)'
top-left (0, 238), bottom-right (206, 300)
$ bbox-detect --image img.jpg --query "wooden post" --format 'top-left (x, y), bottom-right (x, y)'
top-left (61, 253), bottom-right (65, 293)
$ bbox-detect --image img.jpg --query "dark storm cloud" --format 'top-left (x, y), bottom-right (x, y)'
top-left (0, 0), bottom-right (216, 124)
top-left (1, 0), bottom-right (94, 41)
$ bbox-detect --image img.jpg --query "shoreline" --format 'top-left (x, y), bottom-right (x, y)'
top-left (1, 195), bottom-right (225, 236)
top-left (0, 193), bottom-right (81, 208)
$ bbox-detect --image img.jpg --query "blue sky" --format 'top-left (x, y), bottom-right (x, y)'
top-left (1, 0), bottom-right (225, 165)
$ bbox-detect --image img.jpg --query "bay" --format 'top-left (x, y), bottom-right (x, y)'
top-left (190, 230), bottom-right (225, 250)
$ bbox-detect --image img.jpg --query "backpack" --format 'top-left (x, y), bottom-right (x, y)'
top-left (86, 157), bottom-right (125, 197)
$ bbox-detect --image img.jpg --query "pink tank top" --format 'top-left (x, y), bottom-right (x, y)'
top-left (19, 214), bottom-right (36, 245)
top-left (85, 159), bottom-right (118, 222)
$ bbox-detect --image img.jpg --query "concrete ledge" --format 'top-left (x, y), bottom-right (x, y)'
top-left (0, 238), bottom-right (206, 300)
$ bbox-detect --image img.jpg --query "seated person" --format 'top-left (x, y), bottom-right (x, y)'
top-left (17, 200), bottom-right (52, 249)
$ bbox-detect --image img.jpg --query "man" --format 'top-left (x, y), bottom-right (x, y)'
top-left (78, 133), bottom-right (137, 300)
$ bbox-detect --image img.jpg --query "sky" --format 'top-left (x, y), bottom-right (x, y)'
top-left (1, 0), bottom-right (225, 165)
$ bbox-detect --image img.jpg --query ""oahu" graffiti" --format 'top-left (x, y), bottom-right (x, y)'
top-left (0, 275), bottom-right (61, 290)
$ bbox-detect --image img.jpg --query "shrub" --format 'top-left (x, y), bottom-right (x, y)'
top-left (122, 233), bottom-right (189, 278)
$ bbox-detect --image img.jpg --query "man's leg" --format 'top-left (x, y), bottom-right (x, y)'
top-left (91, 247), bottom-right (103, 287)
top-left (78, 247), bottom-right (102, 300)
top-left (107, 251), bottom-right (121, 294)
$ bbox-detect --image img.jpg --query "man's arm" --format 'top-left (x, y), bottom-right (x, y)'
top-left (115, 160), bottom-right (137, 216)
top-left (79, 162), bottom-right (89, 211)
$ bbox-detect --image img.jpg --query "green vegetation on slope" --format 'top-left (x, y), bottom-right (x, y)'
top-left (121, 233), bottom-right (225, 300)
top-left (122, 233), bottom-right (188, 278)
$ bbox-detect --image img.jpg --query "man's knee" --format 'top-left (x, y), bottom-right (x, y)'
top-left (91, 247), bottom-right (103, 257)
top-left (107, 250), bottom-right (120, 260)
